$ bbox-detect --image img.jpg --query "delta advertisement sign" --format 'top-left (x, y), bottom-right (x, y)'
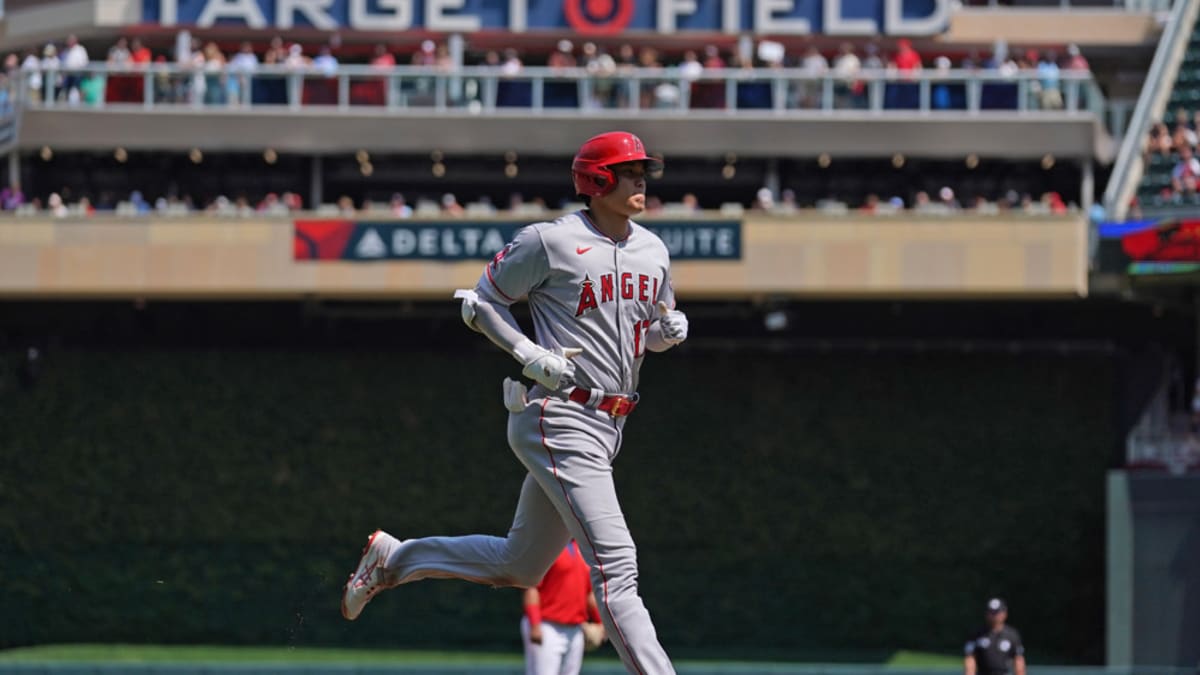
top-left (146, 0), bottom-right (948, 36)
top-left (294, 219), bottom-right (742, 261)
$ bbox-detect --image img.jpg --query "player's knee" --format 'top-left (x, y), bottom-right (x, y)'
top-left (590, 560), bottom-right (640, 597)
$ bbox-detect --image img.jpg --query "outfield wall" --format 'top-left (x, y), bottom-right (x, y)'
top-left (0, 342), bottom-right (1113, 662)
top-left (0, 213), bottom-right (1088, 299)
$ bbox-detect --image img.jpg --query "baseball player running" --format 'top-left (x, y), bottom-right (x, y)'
top-left (341, 131), bottom-right (687, 675)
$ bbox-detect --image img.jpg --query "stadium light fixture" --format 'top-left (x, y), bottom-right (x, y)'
top-left (38, 146), bottom-right (52, 161)
top-left (263, 149), bottom-right (278, 165)
top-left (965, 154), bottom-right (979, 170)
top-left (764, 310), bottom-right (789, 332)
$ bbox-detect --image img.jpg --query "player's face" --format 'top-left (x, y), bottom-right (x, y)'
top-left (986, 610), bottom-right (1006, 629)
top-left (596, 161), bottom-right (648, 216)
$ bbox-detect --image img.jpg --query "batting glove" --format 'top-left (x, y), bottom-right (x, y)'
top-left (502, 377), bottom-right (528, 413)
top-left (513, 339), bottom-right (583, 390)
top-left (656, 301), bottom-right (689, 345)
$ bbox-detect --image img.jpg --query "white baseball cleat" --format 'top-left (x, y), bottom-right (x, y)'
top-left (341, 529), bottom-right (400, 621)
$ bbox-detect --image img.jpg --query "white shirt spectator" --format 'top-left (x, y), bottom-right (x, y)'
top-left (40, 44), bottom-right (60, 71)
top-left (313, 48), bottom-right (338, 76)
top-left (757, 40), bottom-right (785, 66)
top-left (678, 51), bottom-right (703, 82)
top-left (801, 48), bottom-right (828, 75)
top-left (22, 52), bottom-right (42, 92)
top-left (63, 41), bottom-right (88, 69)
top-left (1172, 155), bottom-right (1200, 185)
top-left (390, 193), bottom-right (413, 218)
top-left (47, 192), bottom-right (69, 218)
top-left (230, 44), bottom-right (259, 72)
top-left (285, 44), bottom-right (307, 69)
top-left (833, 48), bottom-right (861, 80)
top-left (500, 49), bottom-right (522, 76)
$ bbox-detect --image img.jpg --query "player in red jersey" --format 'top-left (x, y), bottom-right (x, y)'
top-left (521, 541), bottom-right (605, 675)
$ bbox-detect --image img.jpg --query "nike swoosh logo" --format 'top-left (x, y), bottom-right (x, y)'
top-left (576, 246), bottom-right (592, 255)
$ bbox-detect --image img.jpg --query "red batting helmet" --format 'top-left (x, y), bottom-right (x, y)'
top-left (571, 131), bottom-right (664, 198)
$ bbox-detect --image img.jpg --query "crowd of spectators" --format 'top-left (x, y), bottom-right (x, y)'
top-left (1144, 106), bottom-right (1200, 204)
top-left (2, 32), bottom-right (1093, 112)
top-left (0, 33), bottom-right (1091, 217)
top-left (0, 183), bottom-right (1078, 220)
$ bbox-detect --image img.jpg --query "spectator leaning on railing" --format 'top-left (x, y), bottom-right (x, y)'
top-left (60, 34), bottom-right (88, 105)
top-left (6, 35), bottom-right (1096, 115)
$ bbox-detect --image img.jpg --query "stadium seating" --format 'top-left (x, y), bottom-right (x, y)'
top-left (1137, 13), bottom-right (1200, 209)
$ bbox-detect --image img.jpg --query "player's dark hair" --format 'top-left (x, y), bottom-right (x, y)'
top-left (579, 195), bottom-right (592, 206)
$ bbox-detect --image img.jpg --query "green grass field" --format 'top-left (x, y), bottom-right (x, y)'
top-left (0, 644), bottom-right (962, 668)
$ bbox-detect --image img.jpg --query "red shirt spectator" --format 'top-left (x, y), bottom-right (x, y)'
top-left (1065, 44), bottom-right (1088, 71)
top-left (130, 38), bottom-right (151, 65)
top-left (530, 543), bottom-right (595, 625)
top-left (893, 39), bottom-right (921, 72)
top-left (522, 542), bottom-right (604, 675)
top-left (370, 44), bottom-right (395, 68)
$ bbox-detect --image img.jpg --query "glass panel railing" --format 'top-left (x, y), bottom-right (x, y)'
top-left (16, 64), bottom-right (1105, 118)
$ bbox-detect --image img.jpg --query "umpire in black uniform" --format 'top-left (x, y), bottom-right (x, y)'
top-left (964, 598), bottom-right (1026, 675)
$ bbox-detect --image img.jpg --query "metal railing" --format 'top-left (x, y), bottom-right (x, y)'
top-left (13, 62), bottom-right (1107, 118)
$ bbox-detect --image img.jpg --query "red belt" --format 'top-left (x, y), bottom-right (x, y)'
top-left (568, 388), bottom-right (638, 418)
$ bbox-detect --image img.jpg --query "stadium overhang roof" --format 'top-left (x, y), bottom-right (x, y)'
top-left (16, 109), bottom-right (1113, 162)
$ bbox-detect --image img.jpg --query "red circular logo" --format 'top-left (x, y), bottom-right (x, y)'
top-left (564, 0), bottom-right (634, 35)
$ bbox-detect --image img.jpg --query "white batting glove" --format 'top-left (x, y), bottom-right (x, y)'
top-left (502, 377), bottom-right (528, 413)
top-left (656, 301), bottom-right (689, 345)
top-left (453, 289), bottom-right (480, 331)
top-left (513, 339), bottom-right (584, 390)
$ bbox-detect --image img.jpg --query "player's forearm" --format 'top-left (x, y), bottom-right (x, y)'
top-left (963, 656), bottom-right (976, 675)
top-left (1014, 655), bottom-right (1026, 675)
top-left (468, 295), bottom-right (532, 357)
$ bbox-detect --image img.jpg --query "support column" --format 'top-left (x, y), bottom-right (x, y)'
top-left (1105, 470), bottom-right (1133, 667)
top-left (1081, 159), bottom-right (1094, 211)
top-left (8, 150), bottom-right (19, 192)
top-left (764, 157), bottom-right (780, 201)
top-left (310, 155), bottom-right (323, 209)
top-left (448, 33), bottom-right (465, 103)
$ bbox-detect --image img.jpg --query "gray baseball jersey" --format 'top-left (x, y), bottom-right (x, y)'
top-left (476, 210), bottom-right (676, 395)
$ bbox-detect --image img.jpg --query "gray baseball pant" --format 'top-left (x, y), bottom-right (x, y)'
top-left (383, 393), bottom-right (675, 675)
